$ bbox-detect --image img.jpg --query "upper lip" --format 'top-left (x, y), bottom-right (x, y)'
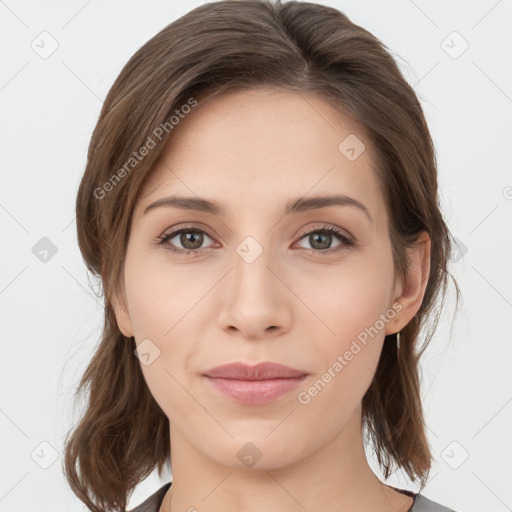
top-left (203, 362), bottom-right (308, 380)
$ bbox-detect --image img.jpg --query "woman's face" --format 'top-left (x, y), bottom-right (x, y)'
top-left (113, 88), bottom-right (409, 469)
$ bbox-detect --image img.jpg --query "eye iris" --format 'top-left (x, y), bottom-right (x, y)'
top-left (310, 232), bottom-right (331, 250)
top-left (181, 231), bottom-right (203, 250)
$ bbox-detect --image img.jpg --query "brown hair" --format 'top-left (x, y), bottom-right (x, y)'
top-left (63, 0), bottom-right (460, 510)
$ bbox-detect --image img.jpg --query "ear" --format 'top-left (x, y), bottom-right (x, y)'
top-left (110, 278), bottom-right (135, 338)
top-left (386, 231), bottom-right (431, 335)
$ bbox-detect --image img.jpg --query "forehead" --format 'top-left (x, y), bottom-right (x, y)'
top-left (135, 88), bottom-right (386, 227)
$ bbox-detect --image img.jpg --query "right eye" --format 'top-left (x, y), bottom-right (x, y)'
top-left (157, 227), bottom-right (217, 255)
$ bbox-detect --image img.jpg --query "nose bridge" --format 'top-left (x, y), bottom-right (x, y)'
top-left (232, 233), bottom-right (277, 302)
top-left (218, 232), bottom-right (291, 337)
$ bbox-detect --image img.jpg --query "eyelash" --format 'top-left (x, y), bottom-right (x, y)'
top-left (155, 224), bottom-right (355, 257)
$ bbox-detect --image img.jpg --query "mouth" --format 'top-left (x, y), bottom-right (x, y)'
top-left (202, 361), bottom-right (309, 405)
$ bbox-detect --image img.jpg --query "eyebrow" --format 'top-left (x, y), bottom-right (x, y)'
top-left (142, 194), bottom-right (372, 222)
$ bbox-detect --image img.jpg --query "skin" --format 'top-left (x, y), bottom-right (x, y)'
top-left (112, 88), bottom-right (431, 512)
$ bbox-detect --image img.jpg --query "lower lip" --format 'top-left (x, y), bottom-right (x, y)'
top-left (203, 375), bottom-right (308, 405)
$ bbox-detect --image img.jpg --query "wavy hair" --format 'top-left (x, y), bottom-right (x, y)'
top-left (63, 1), bottom-right (460, 510)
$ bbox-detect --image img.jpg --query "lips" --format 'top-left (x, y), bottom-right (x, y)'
top-left (202, 362), bottom-right (309, 405)
top-left (203, 362), bottom-right (308, 380)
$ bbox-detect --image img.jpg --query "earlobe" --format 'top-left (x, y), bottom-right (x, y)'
top-left (111, 285), bottom-right (135, 338)
top-left (387, 231), bottom-right (431, 334)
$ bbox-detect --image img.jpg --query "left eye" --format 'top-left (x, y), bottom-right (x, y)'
top-left (295, 226), bottom-right (353, 252)
top-left (157, 225), bottom-right (354, 255)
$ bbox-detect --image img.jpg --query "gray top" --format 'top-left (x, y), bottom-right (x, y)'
top-left (127, 482), bottom-right (459, 512)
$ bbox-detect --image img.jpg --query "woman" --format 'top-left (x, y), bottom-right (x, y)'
top-left (63, 1), bottom-right (460, 511)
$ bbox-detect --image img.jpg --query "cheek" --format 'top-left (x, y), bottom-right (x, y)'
top-left (302, 255), bottom-right (394, 390)
top-left (295, 279), bottom-right (391, 418)
top-left (297, 252), bottom-right (395, 343)
top-left (123, 257), bottom-right (207, 415)
top-left (124, 252), bottom-right (200, 340)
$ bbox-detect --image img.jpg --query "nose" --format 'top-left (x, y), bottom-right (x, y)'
top-left (217, 238), bottom-right (293, 340)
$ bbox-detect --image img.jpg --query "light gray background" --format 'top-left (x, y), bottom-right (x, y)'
top-left (1, 1), bottom-right (511, 511)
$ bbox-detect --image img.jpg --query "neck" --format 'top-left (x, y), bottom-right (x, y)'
top-left (161, 407), bottom-right (413, 512)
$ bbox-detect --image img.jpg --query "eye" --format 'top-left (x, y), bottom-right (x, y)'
top-left (295, 225), bottom-right (354, 254)
top-left (157, 226), bottom-right (216, 255)
top-left (156, 224), bottom-right (354, 256)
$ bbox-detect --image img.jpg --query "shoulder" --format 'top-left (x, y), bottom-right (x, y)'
top-left (411, 493), bottom-right (459, 512)
top-left (126, 482), bottom-right (172, 512)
